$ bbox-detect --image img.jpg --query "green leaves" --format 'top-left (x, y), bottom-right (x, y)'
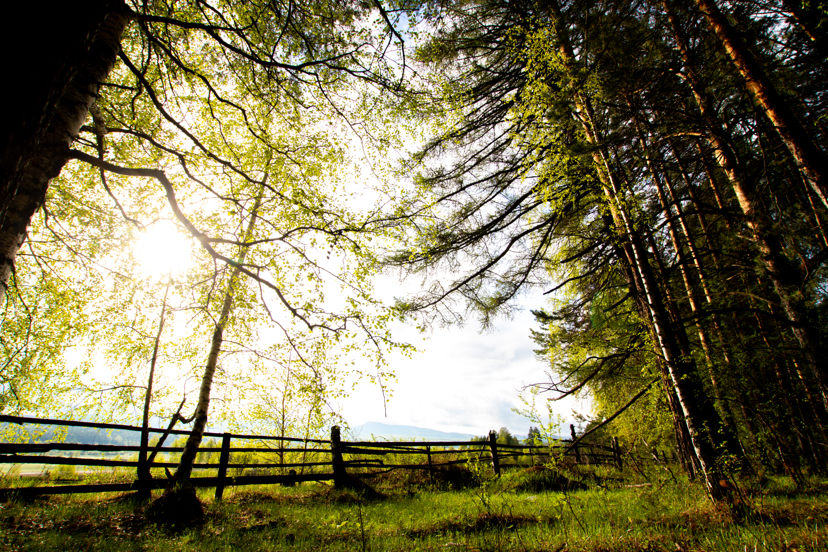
top-left (1, 1), bottom-right (410, 431)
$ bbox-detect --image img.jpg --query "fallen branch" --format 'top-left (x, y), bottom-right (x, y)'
top-left (564, 378), bottom-right (659, 454)
top-left (146, 396), bottom-right (195, 467)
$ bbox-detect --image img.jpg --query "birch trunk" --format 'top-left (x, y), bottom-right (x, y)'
top-left (545, 0), bottom-right (727, 499)
top-left (0, 3), bottom-right (129, 299)
top-left (636, 120), bottom-right (748, 465)
top-left (174, 194), bottom-right (263, 482)
top-left (613, 232), bottom-right (701, 479)
top-left (138, 281), bottom-right (171, 496)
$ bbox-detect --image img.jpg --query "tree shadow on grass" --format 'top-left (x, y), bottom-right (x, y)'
top-left (406, 512), bottom-right (537, 539)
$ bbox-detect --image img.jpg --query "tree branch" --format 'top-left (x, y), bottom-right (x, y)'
top-left (68, 149), bottom-right (335, 332)
top-left (562, 378), bottom-right (659, 454)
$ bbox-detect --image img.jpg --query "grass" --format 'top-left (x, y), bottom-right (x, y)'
top-left (1, 464), bottom-right (827, 551)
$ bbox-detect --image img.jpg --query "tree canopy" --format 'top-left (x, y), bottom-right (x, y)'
top-left (2, 0), bottom-right (828, 505)
top-left (0, 0), bottom-right (413, 476)
top-left (385, 0), bottom-right (828, 497)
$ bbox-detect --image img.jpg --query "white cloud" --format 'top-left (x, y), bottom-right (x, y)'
top-left (337, 290), bottom-right (588, 436)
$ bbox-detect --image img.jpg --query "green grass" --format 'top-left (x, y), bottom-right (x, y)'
top-left (1, 466), bottom-right (827, 551)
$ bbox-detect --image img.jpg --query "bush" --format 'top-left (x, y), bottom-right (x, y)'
top-left (0, 464), bottom-right (21, 487)
top-left (501, 466), bottom-right (587, 493)
top-left (53, 464), bottom-right (78, 481)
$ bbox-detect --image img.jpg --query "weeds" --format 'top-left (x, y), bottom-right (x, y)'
top-left (1, 467), bottom-right (827, 551)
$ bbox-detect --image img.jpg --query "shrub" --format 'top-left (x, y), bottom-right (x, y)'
top-left (501, 466), bottom-right (587, 493)
top-left (0, 464), bottom-right (21, 487)
top-left (53, 464), bottom-right (78, 481)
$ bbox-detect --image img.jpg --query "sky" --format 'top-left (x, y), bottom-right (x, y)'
top-left (335, 287), bottom-right (590, 437)
top-left (63, 201), bottom-right (596, 438)
top-left (54, 79), bottom-right (593, 439)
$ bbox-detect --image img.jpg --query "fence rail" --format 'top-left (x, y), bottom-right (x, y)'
top-left (0, 415), bottom-right (622, 500)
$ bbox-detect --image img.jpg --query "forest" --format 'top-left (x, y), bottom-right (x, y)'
top-left (1, 0), bottom-right (828, 548)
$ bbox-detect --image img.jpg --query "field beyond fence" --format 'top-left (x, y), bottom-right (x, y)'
top-left (0, 414), bottom-right (622, 500)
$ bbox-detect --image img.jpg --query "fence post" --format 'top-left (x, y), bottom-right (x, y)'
top-left (488, 430), bottom-right (501, 476)
top-left (215, 433), bottom-right (231, 501)
top-left (570, 424), bottom-right (581, 464)
top-left (331, 425), bottom-right (346, 488)
top-left (612, 436), bottom-right (622, 470)
top-left (426, 445), bottom-right (435, 485)
top-left (136, 453), bottom-right (150, 498)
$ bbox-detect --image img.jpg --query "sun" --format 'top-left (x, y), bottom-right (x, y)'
top-left (134, 219), bottom-right (194, 279)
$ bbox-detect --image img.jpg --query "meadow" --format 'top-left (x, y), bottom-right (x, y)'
top-left (2, 461), bottom-right (826, 551)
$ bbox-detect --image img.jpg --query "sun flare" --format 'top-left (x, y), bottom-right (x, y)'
top-left (134, 220), bottom-right (194, 278)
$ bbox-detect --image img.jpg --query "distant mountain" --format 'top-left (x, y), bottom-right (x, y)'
top-left (0, 423), bottom-right (139, 446)
top-left (1, 416), bottom-right (228, 446)
top-left (1, 422), bottom-right (211, 446)
top-left (350, 422), bottom-right (484, 441)
top-left (2, 418), bottom-right (537, 445)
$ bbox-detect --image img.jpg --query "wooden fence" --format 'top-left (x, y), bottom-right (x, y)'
top-left (0, 415), bottom-right (621, 500)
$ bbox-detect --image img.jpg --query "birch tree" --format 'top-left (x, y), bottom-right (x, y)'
top-left (2, 0), bottom-right (411, 520)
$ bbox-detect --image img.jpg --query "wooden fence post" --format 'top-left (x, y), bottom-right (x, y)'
top-left (488, 430), bottom-right (501, 476)
top-left (426, 445), bottom-right (435, 485)
top-left (570, 424), bottom-right (581, 464)
top-left (136, 452), bottom-right (150, 498)
top-left (612, 436), bottom-right (622, 470)
top-left (331, 425), bottom-right (346, 488)
top-left (215, 433), bottom-right (231, 501)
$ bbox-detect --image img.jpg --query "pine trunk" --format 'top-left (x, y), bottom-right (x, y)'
top-left (692, 0), bottom-right (828, 210)
top-left (666, 1), bottom-right (828, 411)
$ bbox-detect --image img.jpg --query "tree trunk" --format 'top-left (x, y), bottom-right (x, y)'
top-left (613, 235), bottom-right (700, 479)
top-left (138, 280), bottom-right (171, 498)
top-left (174, 194), bottom-right (262, 483)
top-left (639, 128), bottom-right (748, 467)
top-left (692, 0), bottom-right (828, 210)
top-left (546, 0), bottom-right (728, 498)
top-left (0, 2), bottom-right (129, 299)
top-left (665, 0), bottom-right (828, 412)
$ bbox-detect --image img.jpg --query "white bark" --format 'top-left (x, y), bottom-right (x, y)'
top-left (0, 5), bottom-right (129, 299)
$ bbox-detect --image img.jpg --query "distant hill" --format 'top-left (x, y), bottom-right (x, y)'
top-left (2, 418), bottom-right (539, 445)
top-left (351, 422), bottom-right (484, 441)
top-left (0, 423), bottom-right (139, 446)
top-left (1, 416), bottom-right (230, 446)
top-left (0, 422), bottom-right (210, 446)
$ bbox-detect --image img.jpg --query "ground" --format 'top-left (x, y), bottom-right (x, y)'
top-left (1, 467), bottom-right (827, 551)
